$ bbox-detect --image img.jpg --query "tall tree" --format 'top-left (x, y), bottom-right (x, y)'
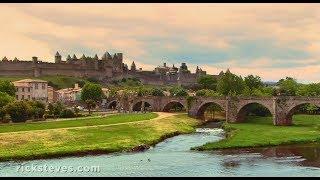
top-left (277, 77), bottom-right (299, 96)
top-left (244, 75), bottom-right (263, 90)
top-left (217, 70), bottom-right (245, 96)
top-left (197, 75), bottom-right (218, 90)
top-left (81, 83), bottom-right (103, 114)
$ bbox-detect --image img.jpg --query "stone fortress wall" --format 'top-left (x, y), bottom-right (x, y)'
top-left (0, 51), bottom-right (219, 86)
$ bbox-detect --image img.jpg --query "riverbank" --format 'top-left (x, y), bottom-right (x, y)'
top-left (193, 114), bottom-right (320, 151)
top-left (0, 113), bottom-right (199, 162)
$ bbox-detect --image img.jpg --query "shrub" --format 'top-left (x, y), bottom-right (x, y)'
top-left (5, 101), bottom-right (31, 123)
top-left (28, 101), bottom-right (46, 119)
top-left (169, 86), bottom-right (188, 97)
top-left (59, 109), bottom-right (75, 118)
top-left (151, 88), bottom-right (165, 96)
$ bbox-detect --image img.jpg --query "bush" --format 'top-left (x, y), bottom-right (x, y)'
top-left (28, 101), bottom-right (46, 119)
top-left (5, 101), bottom-right (31, 123)
top-left (59, 109), bottom-right (75, 118)
top-left (151, 88), bottom-right (164, 96)
top-left (169, 86), bottom-right (188, 97)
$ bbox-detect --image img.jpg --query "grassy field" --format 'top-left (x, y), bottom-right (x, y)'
top-left (0, 75), bottom-right (90, 89)
top-left (193, 114), bottom-right (320, 151)
top-left (0, 113), bottom-right (199, 161)
top-left (0, 113), bottom-right (157, 133)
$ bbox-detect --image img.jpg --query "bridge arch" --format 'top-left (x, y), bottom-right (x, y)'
top-left (236, 102), bottom-right (273, 122)
top-left (131, 100), bottom-right (153, 112)
top-left (285, 102), bottom-right (320, 123)
top-left (106, 100), bottom-right (118, 110)
top-left (162, 101), bottom-right (186, 112)
top-left (196, 101), bottom-right (225, 120)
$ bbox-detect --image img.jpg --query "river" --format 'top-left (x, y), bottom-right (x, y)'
top-left (0, 122), bottom-right (320, 177)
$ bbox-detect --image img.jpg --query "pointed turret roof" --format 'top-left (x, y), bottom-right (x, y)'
top-left (101, 53), bottom-right (107, 60)
top-left (55, 51), bottom-right (61, 56)
top-left (219, 70), bottom-right (224, 75)
top-left (94, 54), bottom-right (99, 60)
top-left (80, 54), bottom-right (86, 60)
top-left (2, 56), bottom-right (8, 61)
top-left (13, 57), bottom-right (19, 61)
top-left (106, 52), bottom-right (112, 59)
top-left (113, 53), bottom-right (118, 59)
top-left (72, 54), bottom-right (77, 60)
top-left (226, 68), bottom-right (231, 73)
top-left (66, 55), bottom-right (72, 60)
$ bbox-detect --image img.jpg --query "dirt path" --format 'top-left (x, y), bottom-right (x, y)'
top-left (1, 112), bottom-right (179, 135)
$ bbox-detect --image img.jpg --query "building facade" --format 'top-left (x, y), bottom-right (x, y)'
top-left (13, 79), bottom-right (48, 102)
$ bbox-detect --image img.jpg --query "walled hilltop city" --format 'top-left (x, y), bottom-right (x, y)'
top-left (0, 51), bottom-right (220, 86)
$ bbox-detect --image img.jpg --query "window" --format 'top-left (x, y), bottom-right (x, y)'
top-left (16, 87), bottom-right (18, 92)
top-left (35, 83), bottom-right (38, 89)
top-left (42, 83), bottom-right (46, 89)
top-left (16, 95), bottom-right (18, 100)
top-left (21, 95), bottom-right (24, 100)
top-left (22, 88), bottom-right (24, 92)
top-left (28, 95), bottom-right (30, 100)
top-left (28, 87), bottom-right (31, 92)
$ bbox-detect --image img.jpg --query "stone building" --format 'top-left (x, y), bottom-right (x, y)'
top-left (56, 83), bottom-right (82, 103)
top-left (13, 79), bottom-right (48, 102)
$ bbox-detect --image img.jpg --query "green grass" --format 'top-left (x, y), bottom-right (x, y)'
top-left (0, 113), bottom-right (199, 161)
top-left (0, 75), bottom-right (90, 89)
top-left (0, 113), bottom-right (158, 133)
top-left (194, 114), bottom-right (320, 151)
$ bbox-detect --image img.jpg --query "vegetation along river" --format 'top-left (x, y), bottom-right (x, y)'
top-left (0, 122), bottom-right (319, 177)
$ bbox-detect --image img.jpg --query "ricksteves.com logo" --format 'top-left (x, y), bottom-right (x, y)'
top-left (16, 164), bottom-right (101, 174)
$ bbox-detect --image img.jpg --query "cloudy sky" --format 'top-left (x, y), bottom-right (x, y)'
top-left (0, 3), bottom-right (319, 83)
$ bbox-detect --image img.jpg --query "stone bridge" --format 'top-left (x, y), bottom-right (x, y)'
top-left (106, 96), bottom-right (320, 126)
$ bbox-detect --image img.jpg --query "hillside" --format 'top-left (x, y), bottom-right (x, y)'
top-left (0, 75), bottom-right (90, 89)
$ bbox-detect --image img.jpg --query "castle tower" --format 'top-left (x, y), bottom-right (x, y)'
top-left (196, 66), bottom-right (200, 74)
top-left (101, 53), bottom-right (107, 61)
top-left (94, 54), bottom-right (99, 70)
top-left (66, 55), bottom-right (72, 63)
top-left (2, 56), bottom-right (8, 61)
top-left (94, 54), bottom-right (99, 60)
top-left (72, 54), bottom-right (78, 61)
top-left (55, 51), bottom-right (62, 63)
top-left (80, 54), bottom-right (86, 60)
top-left (14, 57), bottom-right (19, 62)
top-left (131, 61), bottom-right (136, 72)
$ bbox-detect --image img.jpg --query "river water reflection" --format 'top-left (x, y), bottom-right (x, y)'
top-left (0, 123), bottom-right (319, 177)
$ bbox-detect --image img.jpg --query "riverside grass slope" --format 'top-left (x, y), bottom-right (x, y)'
top-left (194, 114), bottom-right (320, 151)
top-left (0, 113), bottom-right (199, 162)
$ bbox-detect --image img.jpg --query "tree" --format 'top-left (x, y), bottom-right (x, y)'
top-left (81, 83), bottom-right (103, 114)
top-left (27, 101), bottom-right (46, 119)
top-left (0, 80), bottom-right (16, 97)
top-left (197, 75), bottom-right (217, 90)
top-left (59, 109), bottom-right (75, 118)
top-left (0, 92), bottom-right (14, 121)
top-left (5, 101), bottom-right (31, 123)
top-left (244, 75), bottom-right (263, 90)
top-left (169, 86), bottom-right (188, 97)
top-left (217, 71), bottom-right (246, 96)
top-left (297, 83), bottom-right (320, 96)
top-left (277, 77), bottom-right (299, 96)
top-left (85, 99), bottom-right (96, 114)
